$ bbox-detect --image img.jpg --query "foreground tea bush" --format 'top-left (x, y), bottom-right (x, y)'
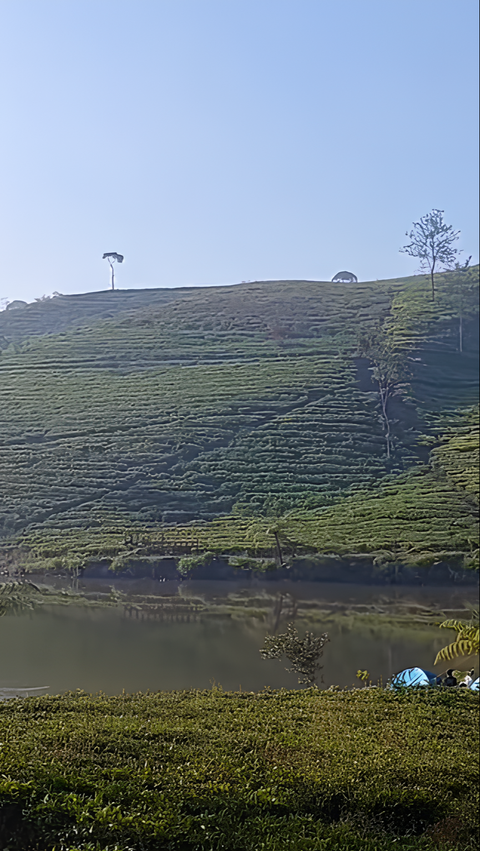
top-left (0, 688), bottom-right (478, 849)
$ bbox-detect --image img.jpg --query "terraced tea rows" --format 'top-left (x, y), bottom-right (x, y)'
top-left (1, 354), bottom-right (406, 534)
top-left (0, 270), bottom-right (478, 570)
top-left (0, 286), bottom-right (199, 342)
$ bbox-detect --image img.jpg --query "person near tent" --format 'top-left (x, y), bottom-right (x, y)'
top-left (443, 669), bottom-right (457, 687)
top-left (458, 669), bottom-right (475, 688)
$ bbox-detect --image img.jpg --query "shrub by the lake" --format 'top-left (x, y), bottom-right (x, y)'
top-left (260, 623), bottom-right (330, 685)
top-left (0, 687), bottom-right (478, 849)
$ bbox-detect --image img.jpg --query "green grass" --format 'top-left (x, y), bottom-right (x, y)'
top-left (0, 689), bottom-right (478, 850)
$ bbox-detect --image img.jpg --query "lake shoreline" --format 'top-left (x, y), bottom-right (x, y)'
top-left (1, 579), bottom-right (477, 694)
top-left (9, 553), bottom-right (479, 586)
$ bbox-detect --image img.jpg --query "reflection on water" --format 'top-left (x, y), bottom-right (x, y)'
top-left (0, 580), bottom-right (477, 694)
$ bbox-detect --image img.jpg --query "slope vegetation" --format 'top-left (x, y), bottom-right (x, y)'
top-left (0, 269), bottom-right (478, 572)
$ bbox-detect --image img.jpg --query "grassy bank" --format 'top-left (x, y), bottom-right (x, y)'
top-left (0, 688), bottom-right (478, 850)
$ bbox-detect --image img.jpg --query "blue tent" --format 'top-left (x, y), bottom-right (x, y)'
top-left (469, 677), bottom-right (479, 691)
top-left (390, 667), bottom-right (432, 688)
top-left (421, 670), bottom-right (439, 685)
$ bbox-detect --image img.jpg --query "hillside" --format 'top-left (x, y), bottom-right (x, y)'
top-left (0, 269), bottom-right (478, 574)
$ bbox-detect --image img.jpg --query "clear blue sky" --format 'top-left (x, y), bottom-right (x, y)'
top-left (0, 0), bottom-right (478, 303)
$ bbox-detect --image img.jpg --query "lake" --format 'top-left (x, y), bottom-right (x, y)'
top-left (0, 579), bottom-right (477, 694)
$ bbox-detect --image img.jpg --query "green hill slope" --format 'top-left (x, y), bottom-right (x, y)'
top-left (0, 269), bottom-right (478, 572)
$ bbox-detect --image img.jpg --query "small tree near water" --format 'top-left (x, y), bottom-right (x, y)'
top-left (260, 623), bottom-right (329, 686)
top-left (245, 506), bottom-right (294, 567)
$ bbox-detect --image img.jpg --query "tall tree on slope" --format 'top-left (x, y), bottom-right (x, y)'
top-left (443, 257), bottom-right (478, 353)
top-left (400, 209), bottom-right (460, 302)
top-left (358, 324), bottom-right (408, 460)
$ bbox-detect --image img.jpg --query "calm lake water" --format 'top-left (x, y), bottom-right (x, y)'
top-left (1, 580), bottom-right (477, 694)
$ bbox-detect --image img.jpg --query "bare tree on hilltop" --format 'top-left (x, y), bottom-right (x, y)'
top-left (103, 252), bottom-right (124, 290)
top-left (400, 209), bottom-right (460, 302)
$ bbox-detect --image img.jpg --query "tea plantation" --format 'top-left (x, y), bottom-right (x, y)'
top-left (0, 269), bottom-right (478, 574)
top-left (0, 688), bottom-right (478, 849)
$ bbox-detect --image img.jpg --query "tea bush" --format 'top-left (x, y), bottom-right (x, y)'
top-left (0, 688), bottom-right (477, 850)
